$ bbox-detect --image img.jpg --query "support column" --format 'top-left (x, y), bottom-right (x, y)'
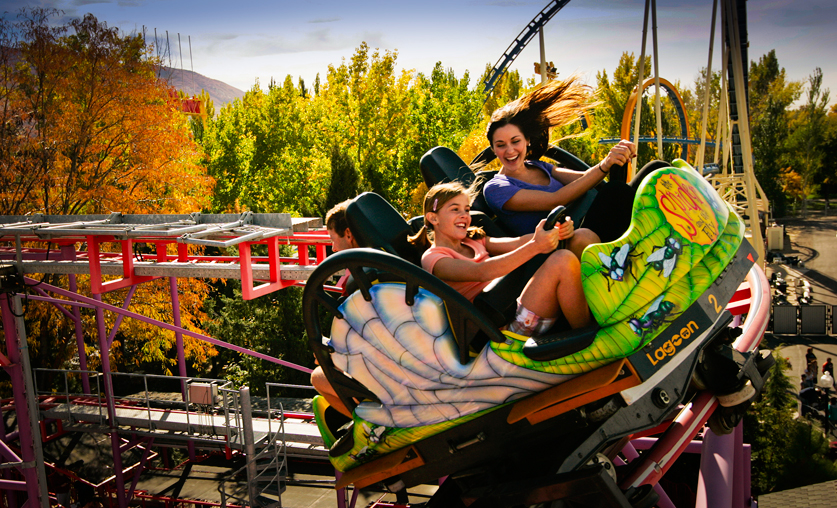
top-left (0, 404), bottom-right (18, 508)
top-left (732, 423), bottom-right (746, 508)
top-left (240, 387), bottom-right (259, 506)
top-left (538, 27), bottom-right (547, 85)
top-left (169, 277), bottom-right (188, 389)
top-left (93, 294), bottom-right (127, 508)
top-left (61, 245), bottom-right (91, 394)
top-left (696, 426), bottom-right (735, 508)
top-left (1, 295), bottom-right (50, 508)
top-left (168, 276), bottom-right (194, 460)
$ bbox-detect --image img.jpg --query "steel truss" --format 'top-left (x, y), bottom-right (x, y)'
top-left (0, 212), bottom-right (330, 508)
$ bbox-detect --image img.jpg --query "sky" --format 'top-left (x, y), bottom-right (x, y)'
top-left (3, 0), bottom-right (836, 108)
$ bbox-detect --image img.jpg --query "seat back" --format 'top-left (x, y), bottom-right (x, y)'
top-left (346, 192), bottom-right (422, 266)
top-left (470, 170), bottom-right (498, 218)
top-left (419, 146), bottom-right (475, 188)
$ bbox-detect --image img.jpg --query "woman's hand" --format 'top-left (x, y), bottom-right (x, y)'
top-left (601, 140), bottom-right (637, 172)
top-left (532, 219), bottom-right (562, 253)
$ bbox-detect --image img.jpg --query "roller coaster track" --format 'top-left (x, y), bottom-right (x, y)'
top-left (482, 0), bottom-right (573, 95)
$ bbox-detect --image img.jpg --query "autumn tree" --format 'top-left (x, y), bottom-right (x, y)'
top-left (1, 9), bottom-right (211, 216)
top-left (0, 9), bottom-right (216, 377)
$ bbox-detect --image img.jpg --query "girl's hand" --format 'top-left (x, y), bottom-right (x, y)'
top-left (557, 217), bottom-right (575, 240)
top-left (601, 140), bottom-right (637, 172)
top-left (532, 219), bottom-right (562, 253)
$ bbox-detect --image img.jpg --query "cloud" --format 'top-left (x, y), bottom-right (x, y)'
top-left (753, 1), bottom-right (837, 28)
top-left (223, 28), bottom-right (387, 57)
top-left (72, 0), bottom-right (111, 6)
top-left (204, 33), bottom-right (240, 42)
top-left (1, 0), bottom-right (66, 14)
top-left (308, 17), bottom-right (340, 24)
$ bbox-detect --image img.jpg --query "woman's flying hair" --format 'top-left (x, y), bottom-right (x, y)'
top-left (408, 181), bottom-right (485, 252)
top-left (486, 75), bottom-right (595, 161)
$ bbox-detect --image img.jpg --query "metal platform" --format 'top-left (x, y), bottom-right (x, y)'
top-left (41, 401), bottom-right (327, 459)
top-left (0, 212), bottom-right (330, 300)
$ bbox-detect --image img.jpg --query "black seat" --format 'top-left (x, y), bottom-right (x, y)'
top-left (419, 146), bottom-right (476, 188)
top-left (346, 192), bottom-right (422, 266)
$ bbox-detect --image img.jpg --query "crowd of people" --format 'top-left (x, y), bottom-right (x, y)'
top-left (799, 347), bottom-right (837, 434)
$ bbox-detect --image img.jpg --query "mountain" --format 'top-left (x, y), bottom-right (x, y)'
top-left (159, 66), bottom-right (245, 110)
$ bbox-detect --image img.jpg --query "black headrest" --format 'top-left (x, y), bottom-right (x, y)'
top-left (346, 192), bottom-right (422, 265)
top-left (420, 146), bottom-right (476, 188)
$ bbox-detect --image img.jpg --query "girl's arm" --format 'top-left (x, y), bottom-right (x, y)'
top-left (483, 218), bottom-right (575, 255)
top-left (502, 140), bottom-right (636, 212)
top-left (432, 220), bottom-right (561, 282)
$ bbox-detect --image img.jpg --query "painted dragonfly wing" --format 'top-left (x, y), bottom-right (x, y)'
top-left (328, 283), bottom-right (574, 429)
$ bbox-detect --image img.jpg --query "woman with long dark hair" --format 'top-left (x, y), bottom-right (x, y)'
top-left (481, 76), bottom-right (639, 243)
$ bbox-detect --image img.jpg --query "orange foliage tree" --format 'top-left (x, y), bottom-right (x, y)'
top-left (0, 9), bottom-right (216, 377)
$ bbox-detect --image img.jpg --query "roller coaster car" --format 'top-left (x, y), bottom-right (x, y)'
top-left (302, 159), bottom-right (772, 507)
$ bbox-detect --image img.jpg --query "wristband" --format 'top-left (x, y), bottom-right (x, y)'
top-left (598, 163), bottom-right (608, 174)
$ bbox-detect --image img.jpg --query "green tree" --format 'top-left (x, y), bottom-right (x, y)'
top-left (787, 67), bottom-right (830, 216)
top-left (201, 79), bottom-right (330, 215)
top-left (318, 42), bottom-right (412, 206)
top-left (593, 52), bottom-right (684, 167)
top-left (481, 65), bottom-right (524, 118)
top-left (744, 354), bottom-right (837, 495)
top-left (820, 105), bottom-right (837, 213)
top-left (322, 145), bottom-right (361, 213)
top-left (398, 62), bottom-right (482, 214)
top-left (749, 50), bottom-right (802, 217)
top-left (682, 67), bottom-right (722, 167)
top-left (205, 283), bottom-right (314, 394)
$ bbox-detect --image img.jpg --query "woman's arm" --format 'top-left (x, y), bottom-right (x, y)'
top-left (432, 220), bottom-right (560, 282)
top-left (503, 140), bottom-right (636, 213)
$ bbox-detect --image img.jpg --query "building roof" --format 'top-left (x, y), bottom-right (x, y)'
top-left (758, 480), bottom-right (837, 508)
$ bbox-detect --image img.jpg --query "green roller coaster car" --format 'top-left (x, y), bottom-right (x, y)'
top-left (302, 160), bottom-right (767, 504)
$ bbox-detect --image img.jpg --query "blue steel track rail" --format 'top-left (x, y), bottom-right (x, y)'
top-left (482, 0), bottom-right (573, 95)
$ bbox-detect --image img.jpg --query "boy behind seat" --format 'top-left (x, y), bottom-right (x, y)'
top-left (325, 199), bottom-right (361, 252)
top-left (312, 199), bottom-right (363, 417)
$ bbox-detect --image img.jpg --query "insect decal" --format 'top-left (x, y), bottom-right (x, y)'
top-left (646, 236), bottom-right (683, 278)
top-left (350, 445), bottom-right (378, 463)
top-left (361, 422), bottom-right (392, 445)
top-left (629, 295), bottom-right (676, 338)
top-left (598, 243), bottom-right (635, 290)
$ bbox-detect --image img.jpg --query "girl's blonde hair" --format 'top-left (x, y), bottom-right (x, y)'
top-left (408, 181), bottom-right (486, 251)
top-left (486, 75), bottom-right (595, 161)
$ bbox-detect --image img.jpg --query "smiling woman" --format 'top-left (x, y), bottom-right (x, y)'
top-left (481, 76), bottom-right (637, 240)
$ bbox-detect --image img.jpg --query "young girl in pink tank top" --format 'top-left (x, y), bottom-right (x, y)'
top-left (410, 182), bottom-right (593, 336)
